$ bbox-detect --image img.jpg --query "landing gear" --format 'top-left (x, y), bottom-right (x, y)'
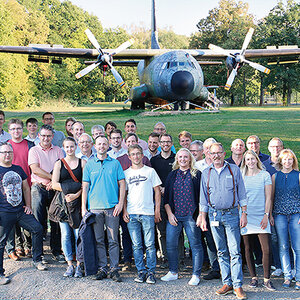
top-left (130, 101), bottom-right (145, 110)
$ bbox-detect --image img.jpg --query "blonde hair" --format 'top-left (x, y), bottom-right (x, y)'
top-left (172, 148), bottom-right (197, 177)
top-left (275, 149), bottom-right (299, 171)
top-left (240, 150), bottom-right (263, 177)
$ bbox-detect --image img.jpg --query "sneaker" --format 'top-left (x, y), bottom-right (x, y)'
top-left (202, 261), bottom-right (210, 272)
top-left (16, 248), bottom-right (25, 257)
top-left (33, 261), bottom-right (48, 271)
top-left (8, 251), bottom-right (20, 261)
top-left (295, 282), bottom-right (300, 290)
top-left (248, 278), bottom-right (258, 288)
top-left (134, 272), bottom-right (147, 283)
top-left (215, 284), bottom-right (233, 296)
top-left (24, 249), bottom-right (32, 258)
top-left (0, 274), bottom-right (10, 285)
top-left (203, 270), bottom-right (221, 280)
top-left (121, 261), bottom-right (132, 272)
top-left (161, 271), bottom-right (178, 282)
top-left (233, 287), bottom-right (247, 300)
top-left (263, 280), bottom-right (276, 291)
top-left (283, 279), bottom-right (291, 288)
top-left (271, 268), bottom-right (283, 277)
top-left (188, 275), bottom-right (200, 286)
top-left (146, 273), bottom-right (156, 284)
top-left (74, 265), bottom-right (83, 278)
top-left (52, 254), bottom-right (66, 264)
top-left (41, 256), bottom-right (49, 264)
top-left (92, 270), bottom-right (107, 280)
top-left (110, 270), bottom-right (122, 282)
top-left (160, 259), bottom-right (168, 269)
top-left (63, 265), bottom-right (75, 277)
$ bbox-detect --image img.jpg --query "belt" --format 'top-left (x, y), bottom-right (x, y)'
top-left (32, 182), bottom-right (48, 189)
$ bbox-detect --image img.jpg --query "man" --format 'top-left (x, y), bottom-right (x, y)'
top-left (42, 112), bottom-right (65, 148)
top-left (226, 139), bottom-right (245, 167)
top-left (76, 133), bottom-right (96, 161)
top-left (123, 144), bottom-right (161, 284)
top-left (246, 135), bottom-right (269, 162)
top-left (190, 140), bottom-right (203, 161)
top-left (25, 118), bottom-right (40, 145)
top-left (82, 136), bottom-right (125, 282)
top-left (178, 131), bottom-right (192, 149)
top-left (104, 121), bottom-right (117, 137)
top-left (144, 132), bottom-right (160, 160)
top-left (71, 121), bottom-right (85, 155)
top-left (121, 119), bottom-right (147, 150)
top-left (107, 129), bottom-right (127, 159)
top-left (28, 124), bottom-right (65, 263)
top-left (6, 119), bottom-right (35, 260)
top-left (263, 137), bottom-right (284, 277)
top-left (0, 142), bottom-right (46, 286)
top-left (91, 125), bottom-right (105, 140)
top-left (118, 133), bottom-right (151, 171)
top-left (198, 142), bottom-right (248, 300)
top-left (263, 137), bottom-right (284, 176)
top-left (195, 138), bottom-right (216, 172)
top-left (0, 111), bottom-right (11, 143)
top-left (154, 122), bottom-right (176, 154)
top-left (150, 133), bottom-right (175, 268)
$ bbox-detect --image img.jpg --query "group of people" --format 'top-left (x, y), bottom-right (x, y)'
top-left (0, 110), bottom-right (299, 300)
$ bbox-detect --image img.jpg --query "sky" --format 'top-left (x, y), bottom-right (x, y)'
top-left (67, 0), bottom-right (290, 36)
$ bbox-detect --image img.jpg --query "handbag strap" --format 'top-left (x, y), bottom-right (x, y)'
top-left (61, 158), bottom-right (79, 183)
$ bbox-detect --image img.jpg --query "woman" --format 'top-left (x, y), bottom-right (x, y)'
top-left (272, 149), bottom-right (300, 289)
top-left (161, 148), bottom-right (203, 286)
top-left (65, 117), bottom-right (76, 137)
top-left (52, 137), bottom-right (86, 277)
top-left (240, 150), bottom-right (275, 290)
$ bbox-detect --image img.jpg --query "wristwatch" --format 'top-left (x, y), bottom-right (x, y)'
top-left (264, 212), bottom-right (269, 216)
top-left (241, 210), bottom-right (247, 215)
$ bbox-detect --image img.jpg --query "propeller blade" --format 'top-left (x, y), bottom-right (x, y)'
top-left (241, 28), bottom-right (254, 55)
top-left (244, 59), bottom-right (271, 74)
top-left (75, 62), bottom-right (100, 79)
top-left (85, 29), bottom-right (103, 54)
top-left (107, 62), bottom-right (125, 87)
top-left (224, 67), bottom-right (238, 90)
top-left (208, 44), bottom-right (235, 57)
top-left (111, 39), bottom-right (134, 56)
top-left (124, 99), bottom-right (131, 104)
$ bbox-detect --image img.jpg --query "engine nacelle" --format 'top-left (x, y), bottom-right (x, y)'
top-left (129, 84), bottom-right (149, 101)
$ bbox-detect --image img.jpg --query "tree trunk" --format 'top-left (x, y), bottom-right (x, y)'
top-left (230, 94), bottom-right (234, 106)
top-left (282, 80), bottom-right (287, 106)
top-left (259, 74), bottom-right (264, 106)
top-left (287, 82), bottom-right (292, 105)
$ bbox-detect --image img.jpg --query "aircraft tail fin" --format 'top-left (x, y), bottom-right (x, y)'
top-left (151, 0), bottom-right (160, 49)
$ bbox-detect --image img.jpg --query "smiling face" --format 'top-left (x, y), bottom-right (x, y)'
top-left (128, 148), bottom-right (143, 166)
top-left (39, 129), bottom-right (53, 148)
top-left (245, 153), bottom-right (258, 170)
top-left (65, 120), bottom-right (74, 136)
top-left (148, 136), bottom-right (159, 153)
top-left (179, 136), bottom-right (192, 149)
top-left (247, 137), bottom-right (260, 154)
top-left (63, 140), bottom-right (76, 157)
top-left (8, 123), bottom-right (23, 141)
top-left (27, 122), bottom-right (38, 136)
top-left (72, 123), bottom-right (84, 141)
top-left (281, 153), bottom-right (294, 170)
top-left (189, 143), bottom-right (203, 161)
top-left (177, 150), bottom-right (191, 171)
top-left (268, 139), bottom-right (283, 158)
top-left (78, 135), bottom-right (93, 154)
top-left (95, 136), bottom-right (109, 156)
top-left (42, 113), bottom-right (55, 126)
top-left (125, 135), bottom-right (138, 148)
top-left (159, 135), bottom-right (173, 153)
top-left (210, 144), bottom-right (225, 168)
top-left (231, 139), bottom-right (245, 156)
top-left (0, 144), bottom-right (13, 165)
top-left (110, 132), bottom-right (122, 149)
top-left (125, 121), bottom-right (136, 134)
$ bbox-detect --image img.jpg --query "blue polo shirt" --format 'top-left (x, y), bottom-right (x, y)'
top-left (83, 155), bottom-right (125, 209)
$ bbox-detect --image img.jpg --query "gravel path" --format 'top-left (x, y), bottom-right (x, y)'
top-left (1, 252), bottom-right (300, 300)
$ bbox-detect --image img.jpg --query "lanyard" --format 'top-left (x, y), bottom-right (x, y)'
top-left (207, 164), bottom-right (236, 208)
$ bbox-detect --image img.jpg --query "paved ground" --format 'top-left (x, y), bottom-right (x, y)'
top-left (1, 251), bottom-right (300, 300)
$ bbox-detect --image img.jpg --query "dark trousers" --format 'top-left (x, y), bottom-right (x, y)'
top-left (0, 210), bottom-right (43, 275)
top-left (31, 184), bottom-right (61, 255)
top-left (119, 212), bottom-right (133, 263)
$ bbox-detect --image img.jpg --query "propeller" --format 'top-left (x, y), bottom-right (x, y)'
top-left (75, 29), bottom-right (134, 87)
top-left (209, 28), bottom-right (270, 90)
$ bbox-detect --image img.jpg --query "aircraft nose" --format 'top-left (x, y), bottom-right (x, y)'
top-left (171, 71), bottom-right (194, 96)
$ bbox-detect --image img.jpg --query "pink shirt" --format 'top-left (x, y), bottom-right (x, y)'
top-left (9, 139), bottom-right (32, 186)
top-left (28, 144), bottom-right (64, 185)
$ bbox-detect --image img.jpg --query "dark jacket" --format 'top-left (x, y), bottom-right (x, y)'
top-left (164, 169), bottom-right (201, 221)
top-left (76, 212), bottom-right (98, 276)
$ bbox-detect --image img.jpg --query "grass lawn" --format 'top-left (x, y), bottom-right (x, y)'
top-left (5, 104), bottom-right (300, 158)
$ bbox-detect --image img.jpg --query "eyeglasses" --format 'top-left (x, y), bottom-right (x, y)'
top-left (9, 127), bottom-right (22, 131)
top-left (111, 137), bottom-right (121, 140)
top-left (210, 152), bottom-right (224, 156)
top-left (79, 141), bottom-right (92, 144)
top-left (40, 134), bottom-right (53, 138)
top-left (160, 141), bottom-right (171, 144)
top-left (0, 151), bottom-right (13, 155)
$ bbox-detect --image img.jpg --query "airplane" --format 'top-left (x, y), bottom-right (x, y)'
top-left (0, 0), bottom-right (299, 110)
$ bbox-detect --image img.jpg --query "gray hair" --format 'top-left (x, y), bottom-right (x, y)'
top-left (190, 140), bottom-right (203, 151)
top-left (203, 138), bottom-right (217, 149)
top-left (91, 125), bottom-right (105, 134)
top-left (79, 133), bottom-right (93, 143)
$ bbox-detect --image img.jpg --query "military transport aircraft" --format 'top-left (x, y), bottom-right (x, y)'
top-left (0, 0), bottom-right (299, 110)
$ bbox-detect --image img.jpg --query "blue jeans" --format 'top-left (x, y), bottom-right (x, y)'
top-left (166, 215), bottom-right (203, 276)
top-left (209, 207), bottom-right (243, 289)
top-left (59, 222), bottom-right (79, 262)
top-left (127, 215), bottom-right (156, 274)
top-left (274, 213), bottom-right (300, 281)
top-left (0, 210), bottom-right (43, 275)
top-left (31, 184), bottom-right (61, 255)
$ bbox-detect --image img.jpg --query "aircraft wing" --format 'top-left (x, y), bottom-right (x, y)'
top-left (0, 45), bottom-right (299, 60)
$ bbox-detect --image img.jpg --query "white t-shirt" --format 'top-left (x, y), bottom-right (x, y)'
top-left (125, 165), bottom-right (162, 215)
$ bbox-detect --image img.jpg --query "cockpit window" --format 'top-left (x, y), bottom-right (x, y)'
top-left (179, 62), bottom-right (184, 66)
